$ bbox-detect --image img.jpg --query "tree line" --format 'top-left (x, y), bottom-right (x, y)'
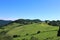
top-left (45, 20), bottom-right (60, 26)
top-left (1, 19), bottom-right (60, 27)
top-left (14, 19), bottom-right (60, 26)
top-left (13, 19), bottom-right (42, 25)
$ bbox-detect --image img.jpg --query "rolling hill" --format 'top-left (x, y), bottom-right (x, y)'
top-left (0, 20), bottom-right (12, 27)
top-left (0, 19), bottom-right (60, 40)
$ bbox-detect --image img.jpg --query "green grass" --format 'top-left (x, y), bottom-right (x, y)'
top-left (3, 23), bottom-right (21, 31)
top-left (5, 23), bottom-right (59, 40)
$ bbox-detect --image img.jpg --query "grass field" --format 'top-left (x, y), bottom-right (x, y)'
top-left (1, 23), bottom-right (59, 40)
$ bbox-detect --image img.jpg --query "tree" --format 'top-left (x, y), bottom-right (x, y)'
top-left (57, 27), bottom-right (60, 36)
top-left (45, 20), bottom-right (50, 23)
top-left (48, 20), bottom-right (58, 26)
top-left (57, 21), bottom-right (60, 36)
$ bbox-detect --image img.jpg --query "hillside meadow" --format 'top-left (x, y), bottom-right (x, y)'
top-left (0, 22), bottom-right (60, 40)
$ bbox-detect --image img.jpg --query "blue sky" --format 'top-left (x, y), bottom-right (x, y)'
top-left (0, 0), bottom-right (60, 20)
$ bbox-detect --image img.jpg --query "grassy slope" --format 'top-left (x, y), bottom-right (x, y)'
top-left (6, 23), bottom-right (59, 40)
top-left (3, 23), bottom-right (21, 31)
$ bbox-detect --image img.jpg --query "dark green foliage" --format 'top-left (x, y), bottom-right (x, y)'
top-left (14, 19), bottom-right (32, 25)
top-left (13, 35), bottom-right (20, 38)
top-left (32, 19), bottom-right (42, 23)
top-left (47, 20), bottom-right (60, 26)
top-left (37, 31), bottom-right (40, 34)
top-left (45, 20), bottom-right (50, 23)
top-left (57, 26), bottom-right (60, 36)
top-left (30, 36), bottom-right (38, 40)
top-left (56, 20), bottom-right (60, 26)
top-left (48, 20), bottom-right (58, 26)
top-left (26, 33), bottom-right (29, 36)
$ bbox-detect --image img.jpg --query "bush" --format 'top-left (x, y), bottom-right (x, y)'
top-left (37, 31), bottom-right (40, 34)
top-left (13, 35), bottom-right (20, 38)
top-left (26, 33), bottom-right (29, 36)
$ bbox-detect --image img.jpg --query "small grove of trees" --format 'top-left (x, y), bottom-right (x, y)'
top-left (1, 19), bottom-right (60, 27)
top-left (48, 20), bottom-right (58, 26)
top-left (14, 19), bottom-right (60, 26)
top-left (45, 20), bottom-right (60, 26)
top-left (32, 19), bottom-right (42, 23)
top-left (44, 20), bottom-right (60, 37)
top-left (45, 20), bottom-right (50, 23)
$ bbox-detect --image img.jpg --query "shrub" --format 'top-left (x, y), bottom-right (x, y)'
top-left (13, 35), bottom-right (20, 38)
top-left (26, 33), bottom-right (29, 36)
top-left (37, 31), bottom-right (40, 34)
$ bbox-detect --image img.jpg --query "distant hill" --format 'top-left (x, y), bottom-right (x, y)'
top-left (0, 20), bottom-right (12, 27)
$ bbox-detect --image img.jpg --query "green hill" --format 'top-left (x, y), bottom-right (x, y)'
top-left (0, 19), bottom-right (60, 40)
top-left (1, 22), bottom-right (59, 40)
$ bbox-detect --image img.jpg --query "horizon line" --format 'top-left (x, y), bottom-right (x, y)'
top-left (0, 18), bottom-right (60, 21)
